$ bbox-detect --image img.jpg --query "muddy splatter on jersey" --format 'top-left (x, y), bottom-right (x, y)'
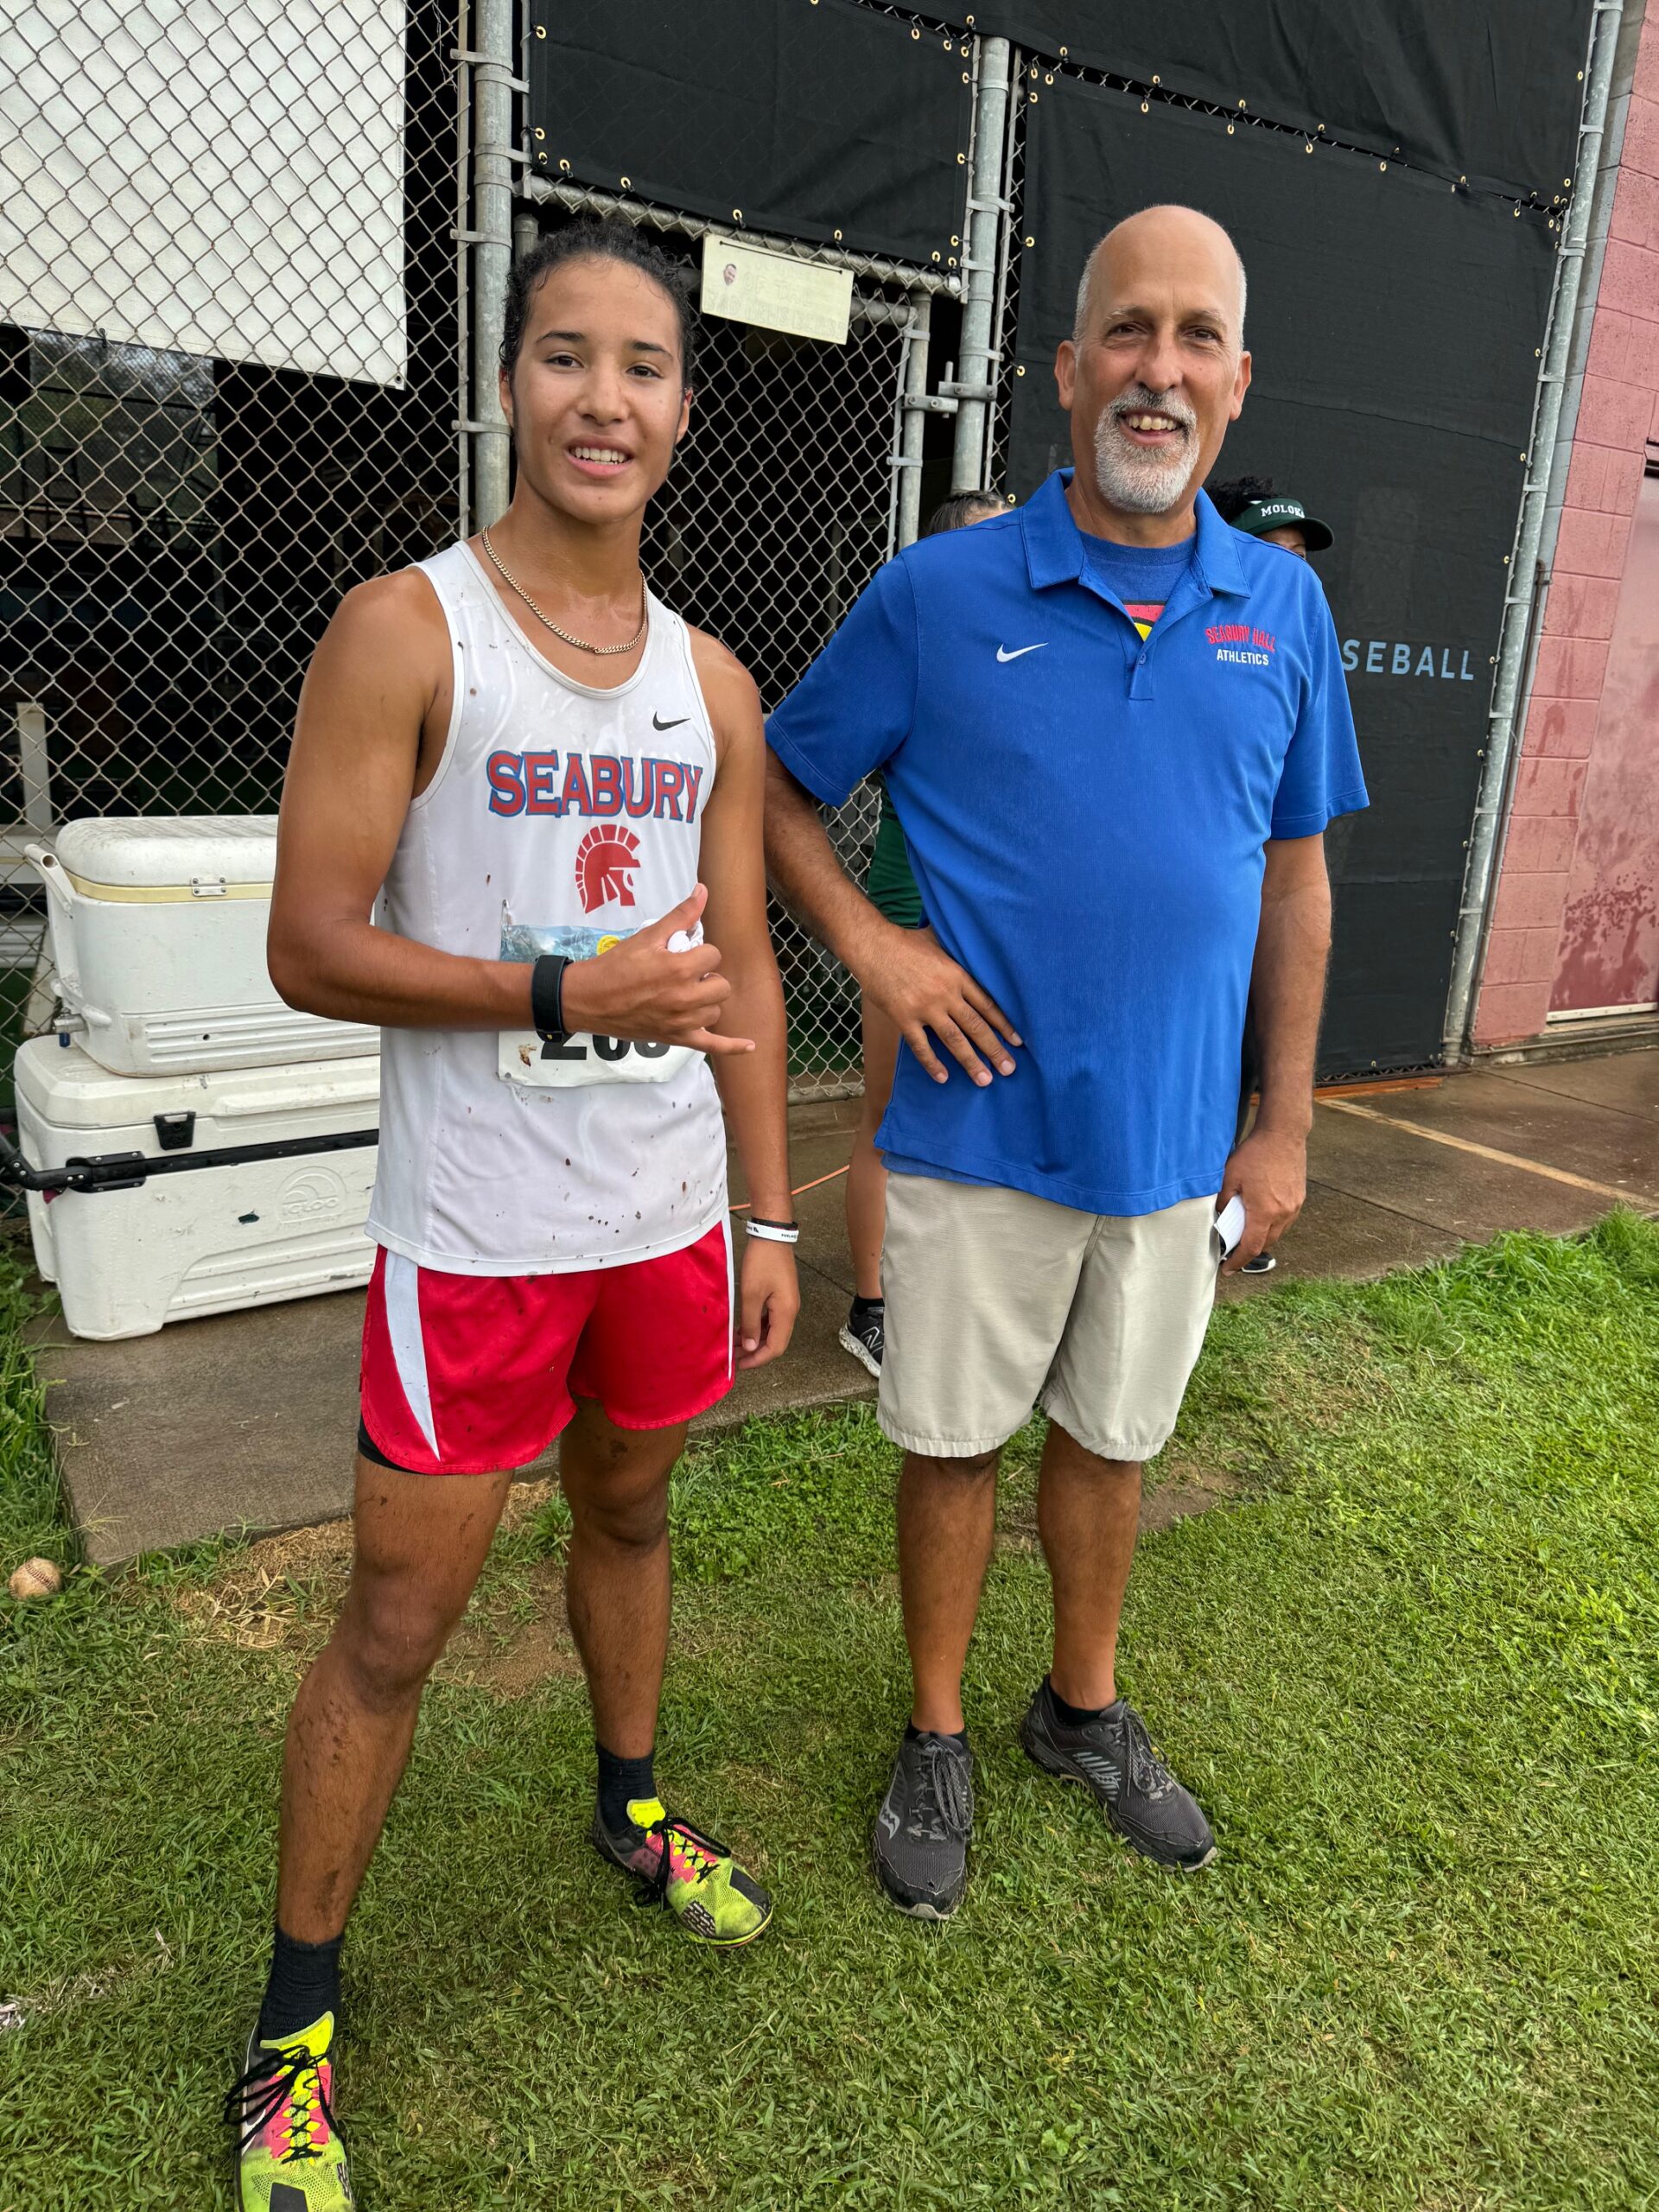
top-left (367, 542), bottom-right (727, 1276)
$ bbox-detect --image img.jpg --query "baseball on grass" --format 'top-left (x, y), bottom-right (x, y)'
top-left (9, 1556), bottom-right (62, 1600)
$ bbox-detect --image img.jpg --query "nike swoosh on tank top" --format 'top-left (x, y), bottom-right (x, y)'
top-left (365, 542), bottom-right (728, 1274)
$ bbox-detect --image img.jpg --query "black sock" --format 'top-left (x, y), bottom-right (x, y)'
top-left (257, 1925), bottom-right (343, 2043)
top-left (906, 1720), bottom-right (968, 1747)
top-left (596, 1741), bottom-right (658, 1834)
top-left (1046, 1675), bottom-right (1113, 1727)
top-left (851, 1294), bottom-right (884, 1320)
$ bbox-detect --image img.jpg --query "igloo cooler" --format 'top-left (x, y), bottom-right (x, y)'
top-left (29, 816), bottom-right (378, 1077)
top-left (14, 1037), bottom-right (380, 1340)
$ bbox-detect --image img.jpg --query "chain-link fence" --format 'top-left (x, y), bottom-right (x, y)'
top-left (1, 2), bottom-right (1013, 1103)
top-left (0, 0), bottom-right (462, 1064)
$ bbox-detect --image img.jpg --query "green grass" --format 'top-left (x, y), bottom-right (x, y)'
top-left (3, 1217), bottom-right (1658, 2209)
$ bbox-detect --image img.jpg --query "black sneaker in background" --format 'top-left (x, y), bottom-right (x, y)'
top-left (872, 1727), bottom-right (974, 1918)
top-left (1020, 1680), bottom-right (1217, 1872)
top-left (839, 1298), bottom-right (885, 1378)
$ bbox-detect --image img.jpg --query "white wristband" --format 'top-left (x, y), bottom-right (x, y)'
top-left (743, 1217), bottom-right (799, 1244)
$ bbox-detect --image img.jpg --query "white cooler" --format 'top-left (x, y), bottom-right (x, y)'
top-left (15, 1038), bottom-right (379, 1340)
top-left (30, 815), bottom-right (378, 1077)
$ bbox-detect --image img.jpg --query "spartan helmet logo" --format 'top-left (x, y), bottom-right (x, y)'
top-left (575, 824), bottom-right (641, 912)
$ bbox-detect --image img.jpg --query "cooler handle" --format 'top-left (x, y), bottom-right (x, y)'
top-left (209, 1086), bottom-right (381, 1119)
top-left (25, 843), bottom-right (83, 1008)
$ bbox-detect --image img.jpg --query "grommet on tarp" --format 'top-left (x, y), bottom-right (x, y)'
top-left (620, 175), bottom-right (631, 188)
top-left (1141, 103), bottom-right (1149, 114)
top-left (534, 22), bottom-right (545, 35)
top-left (533, 126), bottom-right (544, 139)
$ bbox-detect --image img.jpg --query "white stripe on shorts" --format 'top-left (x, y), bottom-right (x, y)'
top-left (383, 1250), bottom-right (440, 1457)
top-left (721, 1215), bottom-right (735, 1380)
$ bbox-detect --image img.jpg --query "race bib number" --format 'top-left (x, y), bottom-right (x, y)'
top-left (496, 912), bottom-right (695, 1090)
top-left (499, 1027), bottom-right (692, 1088)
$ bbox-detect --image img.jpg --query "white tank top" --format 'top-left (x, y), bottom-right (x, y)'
top-left (365, 541), bottom-right (728, 1275)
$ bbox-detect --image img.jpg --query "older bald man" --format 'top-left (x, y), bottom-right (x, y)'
top-left (766, 207), bottom-right (1368, 1916)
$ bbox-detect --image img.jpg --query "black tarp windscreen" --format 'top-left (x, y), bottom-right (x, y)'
top-left (957, 2), bottom-right (1592, 200)
top-left (1007, 79), bottom-right (1556, 1074)
top-left (528, 1), bottom-right (972, 267)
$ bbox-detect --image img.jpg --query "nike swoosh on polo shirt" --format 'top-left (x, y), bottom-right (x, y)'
top-left (995, 643), bottom-right (1047, 661)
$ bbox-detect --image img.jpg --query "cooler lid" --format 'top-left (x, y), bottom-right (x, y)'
top-left (13, 1035), bottom-right (379, 1132)
top-left (54, 816), bottom-right (279, 899)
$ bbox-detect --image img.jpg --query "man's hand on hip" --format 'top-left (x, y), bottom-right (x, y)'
top-left (1217, 1127), bottom-right (1307, 1273)
top-left (858, 923), bottom-right (1021, 1087)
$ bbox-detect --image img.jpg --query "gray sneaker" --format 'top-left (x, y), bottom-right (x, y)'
top-left (871, 1728), bottom-right (974, 1919)
top-left (1020, 1680), bottom-right (1217, 1872)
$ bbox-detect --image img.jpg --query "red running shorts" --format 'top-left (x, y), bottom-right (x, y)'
top-left (358, 1221), bottom-right (734, 1474)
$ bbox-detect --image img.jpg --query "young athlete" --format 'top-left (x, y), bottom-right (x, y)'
top-left (841, 489), bottom-right (1004, 1378)
top-left (226, 219), bottom-right (799, 2210)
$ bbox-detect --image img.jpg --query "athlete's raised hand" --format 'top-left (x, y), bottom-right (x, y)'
top-left (860, 921), bottom-right (1021, 1086)
top-left (559, 883), bottom-right (755, 1056)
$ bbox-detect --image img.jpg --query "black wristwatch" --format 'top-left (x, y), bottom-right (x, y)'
top-left (531, 952), bottom-right (571, 1042)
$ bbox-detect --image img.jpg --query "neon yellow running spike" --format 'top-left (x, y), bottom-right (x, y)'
top-left (593, 1803), bottom-right (773, 1946)
top-left (226, 2012), bottom-right (353, 2209)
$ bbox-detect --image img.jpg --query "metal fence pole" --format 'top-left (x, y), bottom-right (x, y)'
top-left (468, 0), bottom-right (518, 529)
top-left (1440, 0), bottom-right (1625, 1059)
top-left (950, 35), bottom-right (1012, 490)
top-left (895, 292), bottom-right (933, 550)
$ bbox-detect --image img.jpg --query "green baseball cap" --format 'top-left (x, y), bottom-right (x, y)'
top-left (1231, 495), bottom-right (1333, 553)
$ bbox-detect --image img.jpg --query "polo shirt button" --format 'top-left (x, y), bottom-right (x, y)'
top-left (1137, 651), bottom-right (1147, 664)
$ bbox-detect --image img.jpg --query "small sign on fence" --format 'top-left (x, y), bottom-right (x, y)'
top-left (699, 235), bottom-right (853, 345)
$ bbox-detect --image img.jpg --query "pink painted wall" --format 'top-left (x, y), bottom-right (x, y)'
top-left (1472, 8), bottom-right (1659, 1046)
top-left (1551, 474), bottom-right (1659, 1007)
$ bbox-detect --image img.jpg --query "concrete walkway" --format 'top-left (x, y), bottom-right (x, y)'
top-left (30, 1044), bottom-right (1658, 1567)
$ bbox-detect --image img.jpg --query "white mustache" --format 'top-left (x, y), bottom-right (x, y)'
top-left (1109, 387), bottom-right (1196, 434)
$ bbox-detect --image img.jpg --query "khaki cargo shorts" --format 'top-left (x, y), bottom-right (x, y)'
top-left (877, 1173), bottom-right (1222, 1464)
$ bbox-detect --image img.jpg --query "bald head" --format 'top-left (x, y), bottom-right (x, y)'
top-left (1073, 206), bottom-right (1247, 347)
top-left (1055, 201), bottom-right (1253, 533)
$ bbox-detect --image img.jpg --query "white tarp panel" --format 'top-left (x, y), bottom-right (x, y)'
top-left (0, 0), bottom-right (406, 387)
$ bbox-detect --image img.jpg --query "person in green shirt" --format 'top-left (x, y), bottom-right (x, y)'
top-left (841, 489), bottom-right (1005, 1377)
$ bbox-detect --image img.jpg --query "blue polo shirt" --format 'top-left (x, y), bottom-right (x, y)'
top-left (766, 471), bottom-right (1368, 1216)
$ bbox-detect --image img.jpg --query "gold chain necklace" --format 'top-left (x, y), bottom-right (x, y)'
top-left (480, 528), bottom-right (648, 658)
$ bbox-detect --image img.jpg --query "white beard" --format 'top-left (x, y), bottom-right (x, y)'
top-left (1090, 410), bottom-right (1198, 515)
